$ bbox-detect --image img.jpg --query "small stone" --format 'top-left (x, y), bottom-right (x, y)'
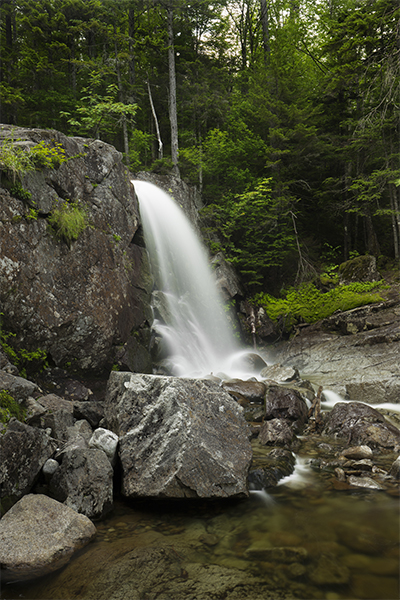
top-left (288, 562), bottom-right (306, 577)
top-left (245, 545), bottom-right (308, 563)
top-left (199, 533), bottom-right (219, 546)
top-left (42, 458), bottom-right (60, 481)
top-left (348, 475), bottom-right (385, 490)
top-left (389, 455), bottom-right (400, 479)
top-left (334, 467), bottom-right (346, 481)
top-left (341, 445), bottom-right (373, 460)
top-left (309, 555), bottom-right (350, 585)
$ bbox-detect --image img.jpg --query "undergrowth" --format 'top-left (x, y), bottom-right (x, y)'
top-left (0, 389), bottom-right (26, 425)
top-left (48, 200), bottom-right (89, 244)
top-left (253, 280), bottom-right (386, 329)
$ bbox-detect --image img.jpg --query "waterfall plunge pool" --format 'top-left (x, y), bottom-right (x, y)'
top-left (3, 444), bottom-right (398, 600)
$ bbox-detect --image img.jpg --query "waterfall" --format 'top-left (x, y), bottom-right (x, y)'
top-left (133, 180), bottom-right (240, 377)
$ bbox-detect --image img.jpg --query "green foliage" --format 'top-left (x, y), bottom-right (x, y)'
top-left (202, 178), bottom-right (296, 289)
top-left (61, 73), bottom-right (137, 140)
top-left (254, 281), bottom-right (385, 329)
top-left (30, 141), bottom-right (67, 169)
top-left (26, 207), bottom-right (39, 221)
top-left (0, 136), bottom-right (34, 183)
top-left (0, 136), bottom-right (66, 190)
top-left (0, 390), bottom-right (25, 425)
top-left (129, 129), bottom-right (154, 171)
top-left (48, 201), bottom-right (89, 244)
top-left (0, 327), bottom-right (48, 379)
top-left (8, 182), bottom-right (32, 202)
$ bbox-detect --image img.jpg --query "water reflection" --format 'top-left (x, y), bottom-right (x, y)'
top-left (2, 468), bottom-right (398, 600)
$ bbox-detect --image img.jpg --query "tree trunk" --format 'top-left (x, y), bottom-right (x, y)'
top-left (147, 78), bottom-right (163, 159)
top-left (259, 0), bottom-right (270, 65)
top-left (389, 182), bottom-right (400, 261)
top-left (128, 5), bottom-right (136, 94)
top-left (167, 1), bottom-right (180, 177)
top-left (114, 36), bottom-right (130, 167)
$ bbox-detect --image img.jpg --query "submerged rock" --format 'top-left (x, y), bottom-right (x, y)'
top-left (265, 386), bottom-right (308, 433)
top-left (104, 372), bottom-right (252, 498)
top-left (0, 494), bottom-right (96, 582)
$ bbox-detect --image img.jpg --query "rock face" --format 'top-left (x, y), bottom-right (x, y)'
top-left (275, 297), bottom-right (400, 399)
top-left (0, 125), bottom-right (153, 373)
top-left (0, 494), bottom-right (96, 582)
top-left (104, 372), bottom-right (252, 498)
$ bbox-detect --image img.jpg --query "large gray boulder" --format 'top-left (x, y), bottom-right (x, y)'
top-left (0, 494), bottom-right (96, 582)
top-left (104, 372), bottom-right (252, 498)
top-left (0, 125), bottom-right (153, 373)
top-left (0, 419), bottom-right (57, 510)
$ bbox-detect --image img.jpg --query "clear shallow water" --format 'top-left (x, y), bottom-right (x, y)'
top-left (3, 449), bottom-right (398, 600)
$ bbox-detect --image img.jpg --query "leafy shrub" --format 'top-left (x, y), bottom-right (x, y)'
top-left (0, 389), bottom-right (26, 425)
top-left (30, 141), bottom-right (66, 169)
top-left (48, 200), bottom-right (89, 243)
top-left (0, 136), bottom-right (34, 183)
top-left (254, 281), bottom-right (385, 328)
top-left (1, 329), bottom-right (48, 378)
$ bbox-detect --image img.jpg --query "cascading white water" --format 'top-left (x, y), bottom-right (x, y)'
top-left (133, 180), bottom-right (241, 377)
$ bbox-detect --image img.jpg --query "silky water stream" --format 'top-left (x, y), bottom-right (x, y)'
top-left (2, 182), bottom-right (398, 600)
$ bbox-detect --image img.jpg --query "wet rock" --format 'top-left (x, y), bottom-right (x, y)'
top-left (308, 555), bottom-right (350, 585)
top-left (274, 299), bottom-right (400, 398)
top-left (69, 419), bottom-right (93, 442)
top-left (211, 252), bottom-right (244, 300)
top-left (245, 544), bottom-right (308, 563)
top-left (336, 522), bottom-right (394, 555)
top-left (351, 574), bottom-right (399, 600)
top-left (0, 494), bottom-right (96, 582)
top-left (229, 352), bottom-right (269, 374)
top-left (348, 475), bottom-right (385, 490)
top-left (104, 372), bottom-right (252, 499)
top-left (54, 543), bottom-right (284, 600)
top-left (89, 427), bottom-right (119, 466)
top-left (346, 380), bottom-right (400, 405)
top-left (323, 402), bottom-right (400, 449)
top-left (0, 370), bottom-right (39, 401)
top-left (0, 419), bottom-right (57, 508)
top-left (265, 386), bottom-right (308, 432)
top-left (73, 400), bottom-right (104, 428)
top-left (261, 364), bottom-right (300, 382)
top-left (341, 445), bottom-right (373, 460)
top-left (258, 418), bottom-right (295, 446)
top-left (222, 379), bottom-right (266, 404)
top-left (389, 455), bottom-right (400, 479)
top-left (24, 396), bottom-right (47, 425)
top-left (56, 433), bottom-right (88, 459)
top-left (249, 446), bottom-right (295, 488)
top-left (49, 448), bottom-right (113, 519)
top-left (36, 393), bottom-right (74, 440)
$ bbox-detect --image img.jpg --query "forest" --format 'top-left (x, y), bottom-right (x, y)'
top-left (1, 0), bottom-right (399, 294)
